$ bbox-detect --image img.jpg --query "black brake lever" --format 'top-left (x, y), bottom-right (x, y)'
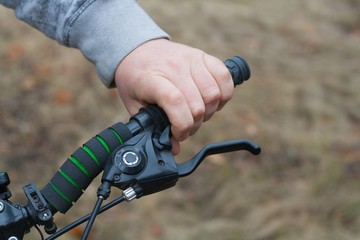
top-left (177, 139), bottom-right (261, 177)
top-left (100, 124), bottom-right (261, 200)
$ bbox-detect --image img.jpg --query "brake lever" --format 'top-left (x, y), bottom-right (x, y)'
top-left (177, 139), bottom-right (261, 177)
top-left (100, 126), bottom-right (261, 200)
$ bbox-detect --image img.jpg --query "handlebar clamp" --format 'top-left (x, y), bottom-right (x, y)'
top-left (0, 176), bottom-right (56, 239)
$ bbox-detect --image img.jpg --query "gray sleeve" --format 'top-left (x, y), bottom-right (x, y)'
top-left (0, 0), bottom-right (169, 87)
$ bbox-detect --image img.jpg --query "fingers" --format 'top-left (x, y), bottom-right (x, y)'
top-left (171, 138), bottom-right (181, 155)
top-left (187, 52), bottom-right (234, 135)
top-left (135, 75), bottom-right (194, 142)
top-left (203, 54), bottom-right (234, 112)
top-left (190, 53), bottom-right (221, 123)
top-left (114, 39), bottom-right (235, 152)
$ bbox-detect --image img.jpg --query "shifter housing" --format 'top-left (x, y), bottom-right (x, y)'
top-left (101, 123), bottom-right (260, 199)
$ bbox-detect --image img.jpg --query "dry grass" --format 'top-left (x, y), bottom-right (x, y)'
top-left (1, 0), bottom-right (360, 239)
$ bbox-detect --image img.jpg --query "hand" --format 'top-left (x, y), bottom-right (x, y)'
top-left (114, 39), bottom-right (234, 154)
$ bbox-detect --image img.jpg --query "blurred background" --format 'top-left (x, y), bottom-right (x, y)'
top-left (0, 0), bottom-right (359, 239)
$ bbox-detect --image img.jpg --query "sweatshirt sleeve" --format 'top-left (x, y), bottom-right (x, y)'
top-left (0, 0), bottom-right (169, 87)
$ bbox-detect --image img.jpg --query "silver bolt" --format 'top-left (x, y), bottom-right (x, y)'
top-left (122, 151), bottom-right (139, 166)
top-left (123, 187), bottom-right (137, 202)
top-left (8, 237), bottom-right (18, 240)
top-left (42, 213), bottom-right (50, 220)
top-left (0, 201), bottom-right (4, 212)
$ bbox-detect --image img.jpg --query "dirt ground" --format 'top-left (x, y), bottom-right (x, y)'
top-left (1, 0), bottom-right (360, 239)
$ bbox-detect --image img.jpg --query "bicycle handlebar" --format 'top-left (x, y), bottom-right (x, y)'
top-left (40, 56), bottom-right (252, 214)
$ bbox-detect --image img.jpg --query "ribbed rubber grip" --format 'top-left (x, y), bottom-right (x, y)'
top-left (41, 122), bottom-right (132, 213)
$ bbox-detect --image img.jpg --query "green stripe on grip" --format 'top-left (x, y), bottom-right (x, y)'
top-left (111, 128), bottom-right (124, 144)
top-left (50, 182), bottom-right (72, 204)
top-left (59, 170), bottom-right (83, 191)
top-left (82, 145), bottom-right (101, 167)
top-left (96, 135), bottom-right (111, 153)
top-left (69, 156), bottom-right (91, 178)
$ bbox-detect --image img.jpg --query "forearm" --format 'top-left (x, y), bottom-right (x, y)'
top-left (0, 0), bottom-right (88, 44)
top-left (0, 0), bottom-right (169, 87)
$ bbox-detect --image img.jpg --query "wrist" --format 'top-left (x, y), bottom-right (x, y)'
top-left (67, 0), bottom-right (169, 87)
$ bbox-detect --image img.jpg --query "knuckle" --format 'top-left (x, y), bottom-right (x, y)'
top-left (179, 119), bottom-right (194, 132)
top-left (210, 59), bottom-right (232, 80)
top-left (163, 90), bottom-right (184, 106)
top-left (173, 118), bottom-right (193, 141)
top-left (191, 104), bottom-right (206, 121)
top-left (203, 87), bottom-right (221, 105)
top-left (218, 66), bottom-right (232, 81)
top-left (221, 88), bottom-right (233, 102)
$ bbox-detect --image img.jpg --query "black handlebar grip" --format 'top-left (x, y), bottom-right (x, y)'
top-left (41, 123), bottom-right (132, 213)
top-left (224, 56), bottom-right (251, 86)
